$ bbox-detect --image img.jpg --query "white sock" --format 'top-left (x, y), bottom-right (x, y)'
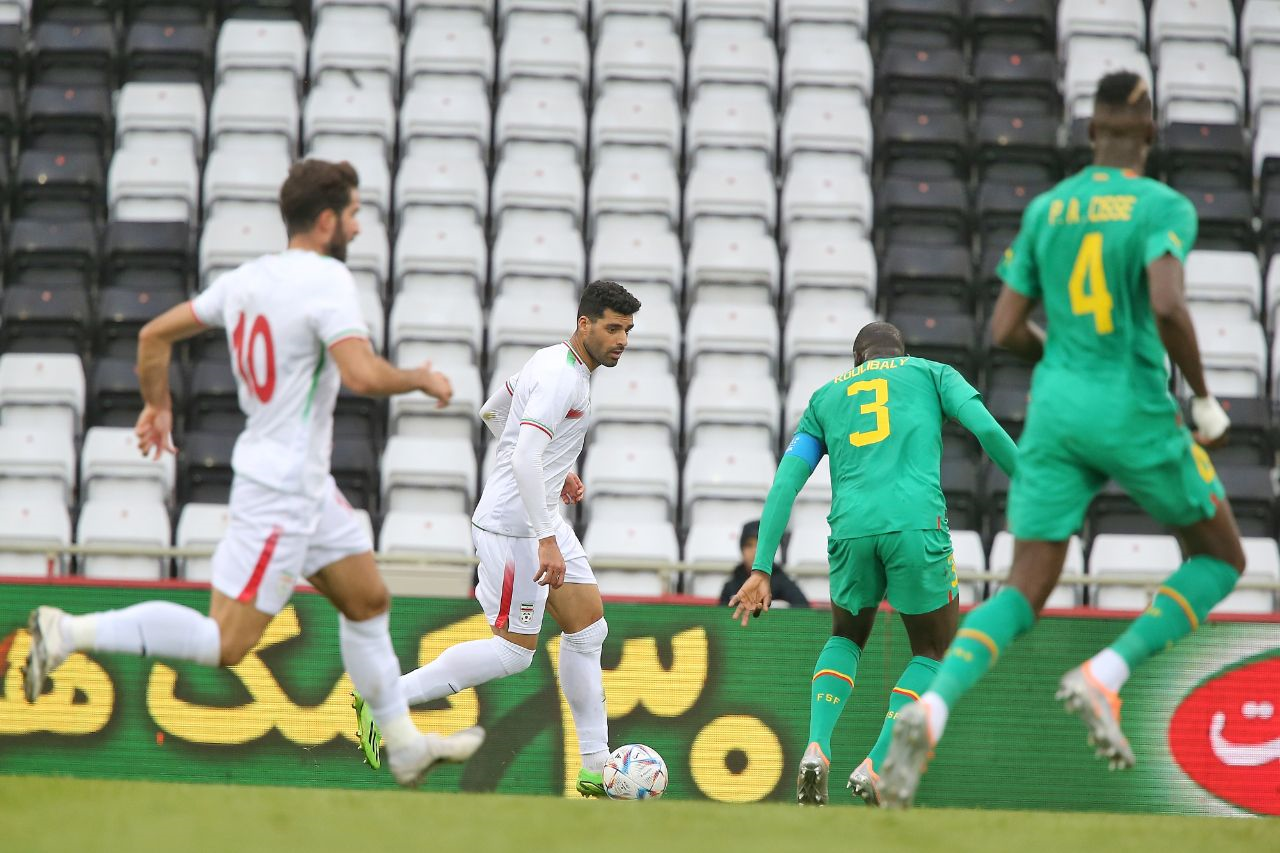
top-left (399, 636), bottom-right (534, 706)
top-left (582, 749), bottom-right (609, 775)
top-left (339, 612), bottom-right (414, 750)
top-left (920, 692), bottom-right (950, 744)
top-left (71, 603), bottom-right (220, 666)
top-left (558, 619), bottom-right (609, 758)
top-left (1085, 649), bottom-right (1131, 694)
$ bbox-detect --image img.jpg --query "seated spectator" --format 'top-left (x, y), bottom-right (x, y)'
top-left (719, 520), bottom-right (810, 609)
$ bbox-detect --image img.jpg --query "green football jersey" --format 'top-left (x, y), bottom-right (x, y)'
top-left (794, 356), bottom-right (980, 539)
top-left (996, 166), bottom-right (1198, 403)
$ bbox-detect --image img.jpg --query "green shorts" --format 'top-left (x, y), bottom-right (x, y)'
top-left (1008, 394), bottom-right (1225, 541)
top-left (827, 528), bottom-right (958, 615)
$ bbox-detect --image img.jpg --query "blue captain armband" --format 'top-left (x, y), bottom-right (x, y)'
top-left (784, 432), bottom-right (825, 471)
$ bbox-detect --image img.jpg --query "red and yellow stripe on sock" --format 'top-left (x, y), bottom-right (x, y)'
top-left (813, 669), bottom-right (854, 689)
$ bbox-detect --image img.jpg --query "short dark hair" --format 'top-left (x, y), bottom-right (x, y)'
top-left (578, 280), bottom-right (641, 321)
top-left (1095, 70), bottom-right (1151, 113)
top-left (740, 520), bottom-right (760, 548)
top-left (279, 159), bottom-right (359, 237)
top-left (853, 321), bottom-right (905, 363)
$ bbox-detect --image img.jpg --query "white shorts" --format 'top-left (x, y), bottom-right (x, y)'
top-left (211, 475), bottom-right (373, 615)
top-left (472, 522), bottom-right (596, 635)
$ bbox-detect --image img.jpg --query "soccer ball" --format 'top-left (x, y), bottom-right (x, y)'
top-left (602, 743), bottom-right (668, 800)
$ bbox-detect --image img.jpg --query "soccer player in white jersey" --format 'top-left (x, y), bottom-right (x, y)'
top-left (23, 159), bottom-right (484, 786)
top-left (352, 280), bottom-right (641, 797)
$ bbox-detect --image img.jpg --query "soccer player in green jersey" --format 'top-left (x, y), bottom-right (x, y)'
top-left (879, 71), bottom-right (1245, 809)
top-left (729, 321), bottom-right (1018, 806)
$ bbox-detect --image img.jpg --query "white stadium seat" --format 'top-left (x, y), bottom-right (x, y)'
top-left (590, 85), bottom-right (682, 162)
top-left (684, 519), bottom-right (751, 597)
top-left (492, 155), bottom-right (585, 226)
top-left (396, 149), bottom-right (489, 223)
top-left (781, 89), bottom-right (872, 168)
top-left (108, 146), bottom-right (200, 223)
top-left (1243, 0), bottom-right (1280, 69)
top-left (785, 356), bottom-right (850, 433)
top-left (491, 212), bottom-right (585, 292)
top-left (619, 290), bottom-right (680, 367)
top-left (395, 208), bottom-right (489, 295)
top-left (0, 353), bottom-right (85, 442)
top-left (175, 503), bottom-right (230, 581)
top-left (1057, 0), bottom-right (1146, 52)
top-left (497, 0), bottom-right (588, 34)
top-left (782, 24), bottom-right (873, 103)
top-left (389, 360), bottom-right (484, 441)
top-left (401, 78), bottom-right (493, 162)
top-left (1064, 41), bottom-right (1152, 119)
top-left (583, 520), bottom-right (679, 596)
top-left (216, 19), bottom-right (308, 90)
top-left (499, 18), bottom-right (590, 92)
top-left (1192, 314), bottom-right (1267, 397)
top-left (686, 218), bottom-right (780, 304)
top-left (590, 365), bottom-right (681, 440)
top-left (378, 509), bottom-right (476, 597)
top-left (685, 87), bottom-right (777, 167)
top-left (495, 82), bottom-right (587, 161)
top-left (202, 146), bottom-right (292, 218)
top-left (688, 28), bottom-right (778, 97)
top-left (1090, 534), bottom-right (1182, 611)
top-left (488, 289), bottom-right (579, 356)
top-left (782, 154), bottom-right (873, 244)
top-left (1156, 44), bottom-right (1245, 125)
top-left (405, 12), bottom-right (495, 89)
top-left (686, 301), bottom-right (780, 373)
top-left (309, 14), bottom-right (401, 94)
top-left (594, 21), bottom-right (685, 98)
top-left (785, 292), bottom-right (875, 365)
top-left (589, 215), bottom-right (684, 296)
top-left (304, 83), bottom-right (397, 164)
top-left (684, 370), bottom-right (781, 449)
top-left (347, 210), bottom-right (391, 296)
top-left (950, 529), bottom-right (986, 606)
top-left (1184, 250), bottom-right (1262, 320)
top-left (80, 427), bottom-right (176, 507)
top-left (0, 500), bottom-right (72, 577)
top-left (115, 82), bottom-right (207, 161)
top-left (687, 0), bottom-right (774, 43)
top-left (209, 81), bottom-right (300, 156)
top-left (1150, 0), bottom-right (1235, 66)
top-left (77, 499), bottom-right (172, 581)
top-left (589, 148), bottom-right (680, 230)
top-left (582, 443), bottom-right (679, 519)
top-left (200, 207), bottom-right (288, 289)
top-left (389, 289), bottom-right (484, 365)
top-left (683, 157), bottom-right (777, 240)
top-left (312, 0), bottom-right (401, 24)
top-left (989, 532), bottom-right (1088, 609)
top-left (784, 222), bottom-right (877, 310)
top-left (593, 0), bottom-right (682, 34)
top-left (780, 0), bottom-right (868, 40)
top-left (0, 427), bottom-right (76, 508)
top-left (683, 445), bottom-right (775, 520)
top-left (381, 436), bottom-right (478, 514)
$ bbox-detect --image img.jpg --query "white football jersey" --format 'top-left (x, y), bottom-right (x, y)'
top-left (190, 249), bottom-right (369, 498)
top-left (473, 341), bottom-right (592, 537)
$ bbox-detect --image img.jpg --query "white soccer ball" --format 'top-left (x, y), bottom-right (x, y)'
top-left (602, 743), bottom-right (668, 800)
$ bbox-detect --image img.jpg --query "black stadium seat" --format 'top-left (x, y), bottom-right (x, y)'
top-left (878, 107), bottom-right (969, 180)
top-left (976, 111), bottom-right (1061, 183)
top-left (1160, 123), bottom-right (1249, 190)
top-left (973, 49), bottom-right (1060, 116)
top-left (30, 20), bottom-right (119, 89)
top-left (186, 357), bottom-right (246, 435)
top-left (941, 457), bottom-right (981, 531)
top-left (7, 218), bottom-right (100, 289)
top-left (126, 1), bottom-right (215, 24)
top-left (179, 430), bottom-right (236, 505)
top-left (1179, 187), bottom-right (1255, 252)
top-left (15, 149), bottom-right (105, 221)
top-left (125, 20), bottom-right (214, 87)
top-left (968, 0), bottom-right (1055, 51)
top-left (331, 437), bottom-right (379, 512)
top-left (104, 220), bottom-right (191, 292)
top-left (879, 176), bottom-right (970, 246)
top-left (881, 242), bottom-right (973, 314)
top-left (876, 45), bottom-right (968, 111)
top-left (24, 84), bottom-right (113, 154)
top-left (89, 355), bottom-right (185, 428)
top-left (97, 287), bottom-right (185, 357)
top-left (976, 178), bottom-right (1052, 243)
top-left (1187, 397), bottom-right (1274, 467)
top-left (1, 285), bottom-right (92, 354)
top-left (1216, 465), bottom-right (1276, 538)
top-left (889, 310), bottom-right (978, 381)
top-left (872, 0), bottom-right (964, 50)
top-left (1089, 482), bottom-right (1168, 536)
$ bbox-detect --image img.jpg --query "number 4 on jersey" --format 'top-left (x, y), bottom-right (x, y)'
top-left (232, 312), bottom-right (276, 403)
top-left (1069, 232), bottom-right (1114, 335)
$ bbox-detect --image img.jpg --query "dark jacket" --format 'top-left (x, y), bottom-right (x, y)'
top-left (718, 563), bottom-right (811, 608)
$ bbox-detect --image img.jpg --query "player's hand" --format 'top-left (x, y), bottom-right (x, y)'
top-left (1191, 395), bottom-right (1231, 447)
top-left (728, 570), bottom-right (773, 627)
top-left (561, 472), bottom-right (585, 505)
top-left (135, 404), bottom-right (177, 460)
top-left (534, 537), bottom-right (566, 588)
top-left (417, 361), bottom-right (453, 409)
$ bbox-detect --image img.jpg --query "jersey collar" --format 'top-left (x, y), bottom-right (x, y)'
top-left (562, 340), bottom-right (590, 374)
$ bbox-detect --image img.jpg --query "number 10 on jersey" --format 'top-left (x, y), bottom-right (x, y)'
top-left (848, 378), bottom-right (890, 447)
top-left (232, 312), bottom-right (276, 403)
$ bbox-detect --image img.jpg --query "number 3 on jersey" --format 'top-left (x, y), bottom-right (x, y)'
top-left (232, 312), bottom-right (276, 403)
top-left (1069, 232), bottom-right (1114, 335)
top-left (848, 378), bottom-right (890, 447)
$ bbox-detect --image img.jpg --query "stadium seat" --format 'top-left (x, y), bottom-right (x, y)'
top-left (1214, 537), bottom-right (1280, 614)
top-left (589, 215), bottom-right (683, 297)
top-left (686, 218), bottom-right (780, 304)
top-left (877, 106), bottom-right (969, 179)
top-left (890, 311), bottom-right (978, 381)
top-left (0, 353), bottom-right (85, 442)
top-left (1063, 41), bottom-right (1151, 119)
top-left (1149, 0), bottom-right (1235, 67)
top-left (199, 207), bottom-right (288, 289)
top-left (989, 532), bottom-right (1087, 608)
top-left (1184, 250), bottom-right (1261, 320)
top-left (389, 288), bottom-right (483, 367)
top-left (309, 13), bottom-right (400, 94)
top-left (16, 149), bottom-right (105, 221)
top-left (177, 430), bottom-right (235, 505)
top-left (785, 291), bottom-right (874, 368)
top-left (97, 287), bottom-right (185, 358)
top-left (1, 286), bottom-right (92, 355)
top-left (950, 529), bottom-right (986, 605)
top-left (782, 24), bottom-right (872, 104)
top-left (685, 87), bottom-right (777, 168)
top-left (977, 115), bottom-right (1060, 191)
top-left (0, 425), bottom-right (75, 507)
top-left (8, 218), bottom-right (100, 287)
top-left (1243, 0), bottom-right (1280, 70)
top-left (781, 89), bottom-right (872, 169)
top-left (581, 443), bottom-right (678, 521)
top-left (684, 157), bottom-right (776, 242)
top-left (781, 155), bottom-right (873, 245)
top-left (492, 154), bottom-right (584, 228)
top-left (969, 0), bottom-right (1054, 51)
top-left (973, 48), bottom-right (1060, 117)
top-left (377, 509), bottom-right (476, 598)
top-left (497, 0), bottom-right (588, 34)
top-left (77, 498), bottom-right (172, 580)
top-left (682, 445), bottom-right (774, 527)
top-left (116, 82), bottom-right (207, 160)
top-left (1090, 534), bottom-right (1181, 611)
top-left (400, 78), bottom-right (493, 163)
top-left (785, 355), bottom-right (852, 434)
top-left (588, 150), bottom-right (679, 234)
top-left (0, 500), bottom-right (73, 577)
top-left (202, 146), bottom-right (291, 218)
top-left (216, 18), bottom-right (307, 91)
top-left (24, 83), bottom-right (112, 153)
top-left (877, 44), bottom-right (967, 109)
top-left (174, 502), bottom-right (229, 581)
top-left (1178, 187), bottom-right (1254, 251)
top-left (404, 12), bottom-right (495, 90)
top-left (590, 86), bottom-right (682, 163)
top-left (381, 436), bottom-right (477, 514)
top-left (396, 149), bottom-right (489, 224)
top-left (683, 520), bottom-right (747, 598)
top-left (878, 176), bottom-right (970, 246)
top-left (394, 209), bottom-right (489, 296)
top-left (616, 289), bottom-right (680, 367)
top-left (389, 360), bottom-right (482, 442)
top-left (88, 357), bottom-right (176, 429)
top-left (1057, 0), bottom-right (1146, 52)
top-left (304, 83), bottom-right (396, 165)
top-left (31, 19), bottom-right (117, 88)
top-left (590, 364), bottom-right (681, 442)
top-left (490, 213), bottom-right (584, 294)
top-left (784, 222), bottom-right (877, 310)
top-left (1191, 313), bottom-right (1267, 397)
top-left (80, 425), bottom-right (176, 506)
top-left (494, 82), bottom-right (587, 161)
top-left (1215, 465), bottom-right (1277, 538)
top-left (209, 80), bottom-right (299, 156)
top-left (583, 520), bottom-right (679, 596)
top-left (1162, 122), bottom-right (1249, 190)
top-left (779, 0), bottom-right (867, 41)
top-left (976, 178), bottom-right (1052, 245)
top-left (881, 243), bottom-right (973, 315)
top-left (500, 17), bottom-right (589, 94)
top-left (687, 26), bottom-right (778, 98)
top-left (1156, 45), bottom-right (1245, 125)
top-left (685, 301), bottom-right (780, 376)
top-left (594, 19), bottom-right (683, 98)
top-left (108, 146), bottom-right (200, 223)
top-left (872, 0), bottom-right (963, 50)
top-left (593, 0), bottom-right (683, 36)
top-left (684, 370), bottom-right (781, 449)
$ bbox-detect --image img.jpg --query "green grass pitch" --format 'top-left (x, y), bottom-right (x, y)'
top-left (2, 776), bottom-right (1277, 853)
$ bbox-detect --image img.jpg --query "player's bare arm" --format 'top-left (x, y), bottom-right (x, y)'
top-left (135, 302), bottom-right (209, 459)
top-left (1148, 254), bottom-right (1230, 445)
top-left (329, 337), bottom-right (453, 406)
top-left (990, 285), bottom-right (1047, 363)
top-left (561, 473), bottom-right (585, 505)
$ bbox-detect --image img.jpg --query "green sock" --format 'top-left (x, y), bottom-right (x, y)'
top-left (928, 588), bottom-right (1035, 708)
top-left (1110, 556), bottom-right (1239, 669)
top-left (866, 655), bottom-right (939, 771)
top-left (808, 636), bottom-right (861, 760)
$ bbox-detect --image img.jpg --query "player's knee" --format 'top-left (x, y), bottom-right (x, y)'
top-left (345, 584), bottom-right (390, 621)
top-left (219, 635), bottom-right (254, 667)
top-left (562, 618), bottom-right (608, 655)
top-left (495, 636), bottom-right (536, 675)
